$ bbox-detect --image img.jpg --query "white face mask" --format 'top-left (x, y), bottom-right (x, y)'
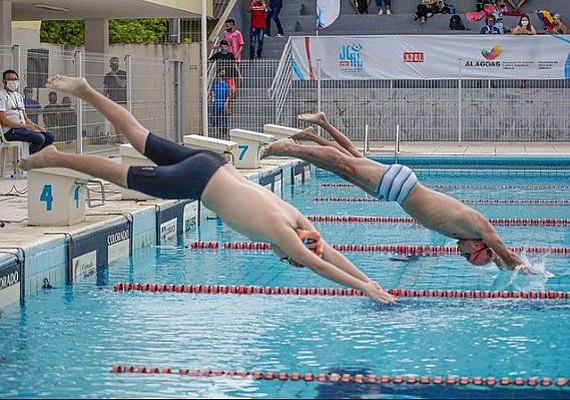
top-left (521, 20), bottom-right (529, 26)
top-left (5, 80), bottom-right (19, 91)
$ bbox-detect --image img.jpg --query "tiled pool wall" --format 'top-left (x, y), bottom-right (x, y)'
top-left (0, 160), bottom-right (314, 310)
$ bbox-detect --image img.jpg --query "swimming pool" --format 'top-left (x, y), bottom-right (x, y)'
top-left (1, 162), bottom-right (569, 398)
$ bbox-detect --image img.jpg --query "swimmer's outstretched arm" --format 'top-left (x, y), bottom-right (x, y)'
top-left (478, 224), bottom-right (525, 270)
top-left (273, 229), bottom-right (396, 304)
top-left (321, 242), bottom-right (374, 282)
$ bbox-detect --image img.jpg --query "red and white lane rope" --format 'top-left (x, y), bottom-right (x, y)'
top-left (113, 283), bottom-right (570, 300)
top-left (110, 366), bottom-right (568, 388)
top-left (322, 182), bottom-right (570, 191)
top-left (313, 197), bottom-right (570, 205)
top-left (306, 216), bottom-right (570, 227)
top-left (189, 241), bottom-right (570, 255)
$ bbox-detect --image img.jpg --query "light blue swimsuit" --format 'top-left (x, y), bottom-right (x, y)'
top-left (375, 164), bottom-right (418, 205)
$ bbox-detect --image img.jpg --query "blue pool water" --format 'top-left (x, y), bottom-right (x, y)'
top-left (1, 167), bottom-right (569, 398)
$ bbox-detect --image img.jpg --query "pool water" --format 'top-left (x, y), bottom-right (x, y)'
top-left (1, 168), bottom-right (569, 399)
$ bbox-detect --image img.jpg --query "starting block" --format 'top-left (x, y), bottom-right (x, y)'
top-left (229, 129), bottom-right (275, 169)
top-left (119, 144), bottom-right (156, 200)
top-left (27, 167), bottom-right (90, 226)
top-left (263, 124), bottom-right (301, 140)
top-left (183, 134), bottom-right (238, 165)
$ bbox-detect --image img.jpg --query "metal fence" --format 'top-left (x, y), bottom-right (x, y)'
top-left (205, 55), bottom-right (570, 142)
top-left (0, 44), bottom-right (183, 156)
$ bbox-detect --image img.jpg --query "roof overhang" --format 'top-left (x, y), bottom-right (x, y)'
top-left (11, 0), bottom-right (212, 20)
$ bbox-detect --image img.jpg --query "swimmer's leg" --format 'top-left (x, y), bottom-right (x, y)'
top-left (298, 112), bottom-right (363, 158)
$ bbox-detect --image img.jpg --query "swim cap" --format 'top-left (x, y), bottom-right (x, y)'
top-left (297, 229), bottom-right (325, 257)
top-left (465, 241), bottom-right (496, 266)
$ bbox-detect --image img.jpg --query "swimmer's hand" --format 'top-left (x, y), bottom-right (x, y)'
top-left (362, 281), bottom-right (396, 304)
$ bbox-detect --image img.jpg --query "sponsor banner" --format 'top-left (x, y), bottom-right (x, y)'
top-left (292, 161), bottom-right (309, 186)
top-left (0, 260), bottom-right (21, 308)
top-left (291, 35), bottom-right (570, 80)
top-left (160, 218), bottom-right (178, 245)
top-left (259, 168), bottom-right (283, 194)
top-left (69, 220), bottom-right (131, 284)
top-left (156, 201), bottom-right (192, 245)
top-left (183, 202), bottom-right (197, 232)
top-left (72, 250), bottom-right (97, 282)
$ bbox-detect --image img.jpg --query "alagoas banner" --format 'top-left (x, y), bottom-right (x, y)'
top-left (290, 35), bottom-right (570, 80)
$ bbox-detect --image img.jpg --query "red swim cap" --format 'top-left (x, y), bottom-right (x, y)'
top-left (466, 241), bottom-right (496, 266)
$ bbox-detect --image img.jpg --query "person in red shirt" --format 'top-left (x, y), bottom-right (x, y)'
top-left (247, 0), bottom-right (269, 59)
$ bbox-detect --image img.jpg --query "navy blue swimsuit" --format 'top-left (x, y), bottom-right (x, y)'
top-left (126, 133), bottom-right (227, 200)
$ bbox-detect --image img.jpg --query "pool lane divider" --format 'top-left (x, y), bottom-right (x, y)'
top-left (322, 182), bottom-right (570, 190)
top-left (188, 241), bottom-right (570, 255)
top-left (306, 216), bottom-right (570, 227)
top-left (313, 197), bottom-right (570, 205)
top-left (109, 366), bottom-right (567, 388)
top-left (113, 283), bottom-right (570, 300)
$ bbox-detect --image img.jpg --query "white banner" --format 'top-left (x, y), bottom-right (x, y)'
top-left (290, 35), bottom-right (570, 80)
top-left (316, 0), bottom-right (340, 30)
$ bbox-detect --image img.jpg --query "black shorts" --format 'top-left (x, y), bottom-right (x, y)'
top-left (126, 133), bottom-right (227, 200)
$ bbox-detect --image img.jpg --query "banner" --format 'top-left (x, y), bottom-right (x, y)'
top-left (316, 0), bottom-right (340, 30)
top-left (290, 35), bottom-right (570, 80)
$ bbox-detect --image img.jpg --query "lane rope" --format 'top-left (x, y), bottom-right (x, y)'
top-left (113, 283), bottom-right (570, 300)
top-left (313, 197), bottom-right (570, 205)
top-left (322, 183), bottom-right (570, 191)
top-left (189, 241), bottom-right (570, 255)
top-left (109, 366), bottom-right (567, 388)
top-left (306, 216), bottom-right (570, 227)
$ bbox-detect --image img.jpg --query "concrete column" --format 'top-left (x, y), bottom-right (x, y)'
top-left (0, 1), bottom-right (12, 45)
top-left (85, 18), bottom-right (108, 54)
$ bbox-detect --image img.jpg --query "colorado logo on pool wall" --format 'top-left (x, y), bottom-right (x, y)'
top-left (69, 219), bottom-right (132, 284)
top-left (259, 168), bottom-right (283, 195)
top-left (0, 260), bottom-right (21, 308)
top-left (292, 161), bottom-right (311, 186)
top-left (156, 200), bottom-right (192, 245)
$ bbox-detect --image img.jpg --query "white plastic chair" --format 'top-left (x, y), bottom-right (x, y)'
top-left (0, 130), bottom-right (30, 178)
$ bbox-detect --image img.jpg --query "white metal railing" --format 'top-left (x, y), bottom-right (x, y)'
top-left (0, 45), bottom-right (183, 158)
top-left (269, 38), bottom-right (294, 124)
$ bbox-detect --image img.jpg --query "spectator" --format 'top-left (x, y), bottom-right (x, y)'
top-left (449, 14), bottom-right (467, 30)
top-left (375, 0), bottom-right (391, 14)
top-left (475, 0), bottom-right (494, 12)
top-left (0, 69), bottom-right (54, 154)
top-left (547, 14), bottom-right (568, 34)
top-left (480, 14), bottom-right (502, 34)
top-left (511, 15), bottom-right (536, 34)
top-left (223, 19), bottom-right (245, 63)
top-left (103, 56), bottom-right (128, 143)
top-left (491, 0), bottom-right (506, 32)
top-left (209, 39), bottom-right (242, 114)
top-left (351, 0), bottom-right (370, 14)
top-left (209, 69), bottom-right (231, 139)
top-left (413, 0), bottom-right (432, 23)
top-left (103, 57), bottom-right (127, 106)
top-left (247, 0), bottom-right (269, 60)
top-left (23, 86), bottom-right (41, 125)
top-left (505, 0), bottom-right (527, 13)
top-left (59, 96), bottom-right (78, 142)
top-left (42, 91), bottom-right (61, 135)
top-left (265, 0), bottom-right (285, 37)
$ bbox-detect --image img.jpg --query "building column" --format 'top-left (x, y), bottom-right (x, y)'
top-left (85, 18), bottom-right (109, 54)
top-left (0, 1), bottom-right (12, 45)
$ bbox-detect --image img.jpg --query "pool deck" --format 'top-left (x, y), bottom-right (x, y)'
top-left (0, 141), bottom-right (568, 305)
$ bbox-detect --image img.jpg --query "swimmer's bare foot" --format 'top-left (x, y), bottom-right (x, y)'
top-left (298, 112), bottom-right (328, 126)
top-left (46, 75), bottom-right (90, 98)
top-left (290, 126), bottom-right (320, 142)
top-left (19, 145), bottom-right (59, 171)
top-left (261, 138), bottom-right (295, 158)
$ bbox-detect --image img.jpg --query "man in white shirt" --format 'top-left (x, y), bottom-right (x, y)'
top-left (0, 69), bottom-right (54, 154)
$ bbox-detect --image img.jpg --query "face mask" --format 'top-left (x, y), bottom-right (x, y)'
top-left (487, 21), bottom-right (494, 27)
top-left (220, 47), bottom-right (228, 53)
top-left (226, 26), bottom-right (232, 31)
top-left (5, 80), bottom-right (19, 91)
top-left (521, 20), bottom-right (529, 26)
